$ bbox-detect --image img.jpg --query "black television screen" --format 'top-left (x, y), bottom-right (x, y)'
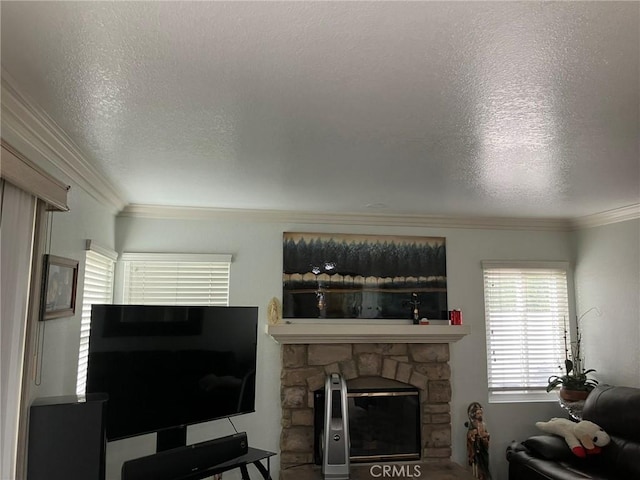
top-left (86, 305), bottom-right (258, 445)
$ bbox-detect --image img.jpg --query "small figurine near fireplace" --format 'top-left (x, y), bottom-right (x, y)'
top-left (465, 402), bottom-right (492, 480)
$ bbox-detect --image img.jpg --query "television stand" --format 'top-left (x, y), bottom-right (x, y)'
top-left (122, 434), bottom-right (275, 480)
top-left (185, 447), bottom-right (275, 480)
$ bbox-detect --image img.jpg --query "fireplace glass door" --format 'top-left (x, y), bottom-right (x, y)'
top-left (314, 379), bottom-right (421, 463)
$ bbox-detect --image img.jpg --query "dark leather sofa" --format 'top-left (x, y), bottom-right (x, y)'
top-left (506, 385), bottom-right (640, 480)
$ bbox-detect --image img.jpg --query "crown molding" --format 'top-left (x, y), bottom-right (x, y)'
top-left (1, 70), bottom-right (126, 212)
top-left (570, 204), bottom-right (640, 230)
top-left (118, 204), bottom-right (573, 231)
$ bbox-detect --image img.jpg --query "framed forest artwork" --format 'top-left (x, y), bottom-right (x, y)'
top-left (282, 232), bottom-right (448, 321)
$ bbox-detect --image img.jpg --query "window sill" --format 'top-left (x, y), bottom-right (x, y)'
top-left (489, 391), bottom-right (559, 403)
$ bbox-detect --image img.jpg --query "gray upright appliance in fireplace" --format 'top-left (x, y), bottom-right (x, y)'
top-left (321, 373), bottom-right (350, 480)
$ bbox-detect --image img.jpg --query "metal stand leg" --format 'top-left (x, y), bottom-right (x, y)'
top-left (253, 460), bottom-right (272, 480)
top-left (240, 464), bottom-right (251, 480)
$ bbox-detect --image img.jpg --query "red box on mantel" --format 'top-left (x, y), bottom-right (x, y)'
top-left (449, 309), bottom-right (463, 325)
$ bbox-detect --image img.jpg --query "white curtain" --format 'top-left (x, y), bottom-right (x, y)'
top-left (0, 180), bottom-right (37, 480)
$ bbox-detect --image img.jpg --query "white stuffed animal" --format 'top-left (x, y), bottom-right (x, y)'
top-left (536, 418), bottom-right (610, 458)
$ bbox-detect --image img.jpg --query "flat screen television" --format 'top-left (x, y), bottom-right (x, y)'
top-left (86, 305), bottom-right (258, 451)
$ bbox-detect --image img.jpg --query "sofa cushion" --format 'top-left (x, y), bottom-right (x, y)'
top-left (582, 385), bottom-right (640, 478)
top-left (583, 385), bottom-right (640, 442)
top-left (522, 436), bottom-right (573, 461)
top-left (598, 435), bottom-right (640, 479)
top-left (508, 448), bottom-right (623, 480)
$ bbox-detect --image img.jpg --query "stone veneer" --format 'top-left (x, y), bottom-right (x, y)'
top-left (279, 343), bottom-right (452, 473)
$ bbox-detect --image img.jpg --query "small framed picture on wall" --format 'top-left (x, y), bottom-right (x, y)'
top-left (40, 254), bottom-right (78, 321)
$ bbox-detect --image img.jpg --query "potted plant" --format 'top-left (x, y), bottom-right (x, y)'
top-left (546, 312), bottom-right (598, 401)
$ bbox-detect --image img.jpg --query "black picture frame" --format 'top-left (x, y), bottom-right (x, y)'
top-left (41, 254), bottom-right (78, 321)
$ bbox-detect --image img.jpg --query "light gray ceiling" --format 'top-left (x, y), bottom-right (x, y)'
top-left (1, 1), bottom-right (638, 219)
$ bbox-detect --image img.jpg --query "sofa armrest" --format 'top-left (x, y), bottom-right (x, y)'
top-left (521, 435), bottom-right (574, 461)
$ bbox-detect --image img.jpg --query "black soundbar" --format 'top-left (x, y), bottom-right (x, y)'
top-left (122, 432), bottom-right (248, 480)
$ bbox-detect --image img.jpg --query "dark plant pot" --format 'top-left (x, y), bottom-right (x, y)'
top-left (560, 387), bottom-right (589, 402)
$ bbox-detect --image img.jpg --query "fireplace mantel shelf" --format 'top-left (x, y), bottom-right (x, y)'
top-left (266, 323), bottom-right (470, 344)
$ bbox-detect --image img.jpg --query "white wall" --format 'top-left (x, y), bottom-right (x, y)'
top-left (114, 215), bottom-right (576, 480)
top-left (32, 185), bottom-right (117, 399)
top-left (574, 219), bottom-right (640, 388)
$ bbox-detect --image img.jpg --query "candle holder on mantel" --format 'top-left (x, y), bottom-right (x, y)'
top-left (316, 289), bottom-right (327, 318)
top-left (410, 293), bottom-right (420, 325)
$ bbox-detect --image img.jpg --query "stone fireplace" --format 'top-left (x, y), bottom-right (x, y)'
top-left (268, 322), bottom-right (470, 480)
top-left (279, 342), bottom-right (452, 470)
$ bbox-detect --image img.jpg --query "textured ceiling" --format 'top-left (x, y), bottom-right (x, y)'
top-left (1, 1), bottom-right (638, 218)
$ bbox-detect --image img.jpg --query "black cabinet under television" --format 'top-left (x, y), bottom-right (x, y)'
top-left (27, 394), bottom-right (107, 480)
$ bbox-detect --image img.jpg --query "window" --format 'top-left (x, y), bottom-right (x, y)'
top-left (119, 253), bottom-right (231, 305)
top-left (76, 251), bottom-right (231, 396)
top-left (76, 242), bottom-right (116, 396)
top-left (482, 261), bottom-right (570, 402)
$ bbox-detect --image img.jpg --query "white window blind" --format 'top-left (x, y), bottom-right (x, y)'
top-left (482, 261), bottom-right (570, 402)
top-left (120, 253), bottom-right (231, 306)
top-left (76, 243), bottom-right (116, 396)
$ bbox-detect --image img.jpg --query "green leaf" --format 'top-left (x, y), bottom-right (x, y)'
top-left (564, 359), bottom-right (574, 374)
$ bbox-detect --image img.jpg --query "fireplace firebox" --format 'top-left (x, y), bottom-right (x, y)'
top-left (314, 377), bottom-right (421, 464)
